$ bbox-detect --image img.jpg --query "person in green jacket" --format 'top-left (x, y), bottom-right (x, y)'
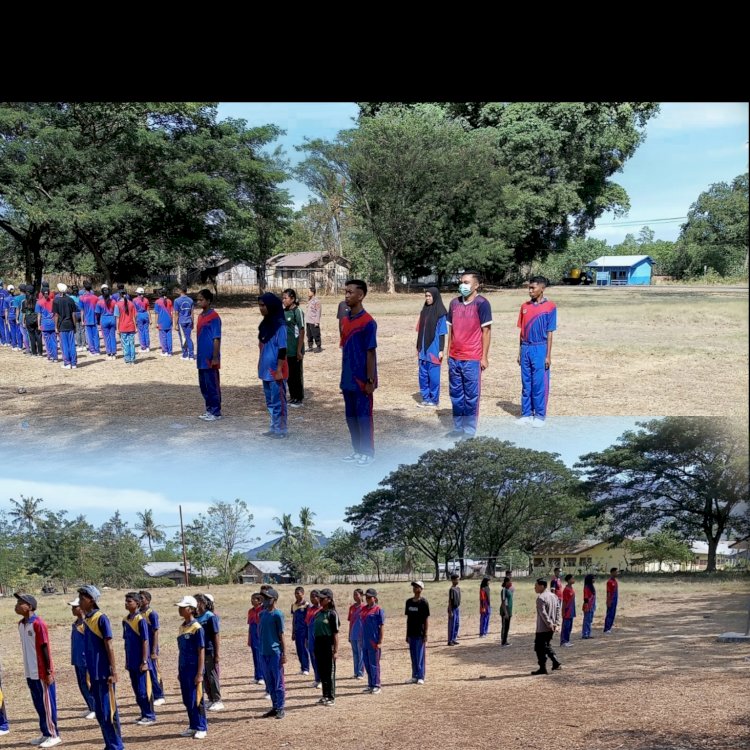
top-left (500, 576), bottom-right (514, 647)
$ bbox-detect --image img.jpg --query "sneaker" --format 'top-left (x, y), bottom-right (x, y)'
top-left (416, 679), bottom-right (425, 685)
top-left (407, 678), bottom-right (417, 684)
top-left (515, 416), bottom-right (533, 425)
top-left (362, 687), bottom-right (372, 694)
top-left (275, 710), bottom-right (286, 719)
top-left (181, 355), bottom-right (189, 360)
top-left (357, 454), bottom-right (375, 466)
top-left (255, 679), bottom-right (266, 685)
top-left (324, 700), bottom-right (335, 707)
top-left (530, 668), bottom-right (548, 676)
top-left (30, 738), bottom-right (47, 747)
top-left (0, 729), bottom-right (9, 736)
top-left (445, 430), bottom-right (465, 438)
top-left (603, 629), bottom-right (612, 635)
top-left (315, 347), bottom-right (322, 353)
top-left (61, 363), bottom-right (70, 369)
top-left (289, 401), bottom-right (303, 408)
top-left (136, 718), bottom-right (156, 726)
top-left (355, 675), bottom-right (363, 680)
top-left (70, 365), bottom-right (77, 369)
top-left (81, 710), bottom-right (96, 719)
top-left (261, 709), bottom-right (277, 719)
top-left (207, 701), bottom-right (224, 711)
top-left (153, 698), bottom-right (166, 706)
top-left (501, 643), bottom-right (511, 648)
top-left (268, 432), bottom-right (288, 439)
top-left (341, 452), bottom-right (361, 462)
top-left (371, 687), bottom-right (382, 694)
top-left (551, 662), bottom-right (563, 671)
top-left (193, 730), bottom-right (207, 740)
top-left (318, 697), bottom-right (329, 705)
top-left (180, 729), bottom-right (196, 737)
top-left (300, 671), bottom-right (309, 677)
top-left (531, 418), bottom-right (546, 428)
top-left (201, 414), bottom-right (222, 422)
top-left (416, 401), bottom-right (430, 408)
top-left (39, 739), bottom-right (61, 749)
top-left (561, 642), bottom-right (573, 648)
top-left (264, 693), bottom-right (271, 701)
top-left (313, 682), bottom-right (321, 689)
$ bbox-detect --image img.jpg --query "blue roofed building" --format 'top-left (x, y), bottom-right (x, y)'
top-left (585, 255), bottom-right (654, 286)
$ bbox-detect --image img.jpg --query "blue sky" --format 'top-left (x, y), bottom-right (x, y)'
top-left (216, 101), bottom-right (749, 244)
top-left (0, 417), bottom-right (645, 549)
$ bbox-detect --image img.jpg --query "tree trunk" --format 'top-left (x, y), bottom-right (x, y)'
top-left (485, 557), bottom-right (497, 577)
top-left (706, 536), bottom-right (719, 573)
top-left (433, 557), bottom-right (440, 582)
top-left (385, 250), bottom-right (396, 294)
top-left (75, 226), bottom-right (111, 283)
top-left (256, 264), bottom-right (266, 294)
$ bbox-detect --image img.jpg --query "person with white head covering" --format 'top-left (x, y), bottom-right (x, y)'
top-left (132, 287), bottom-right (151, 352)
top-left (53, 282), bottom-right (79, 368)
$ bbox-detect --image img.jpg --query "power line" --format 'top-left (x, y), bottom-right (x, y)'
top-left (596, 216), bottom-right (687, 227)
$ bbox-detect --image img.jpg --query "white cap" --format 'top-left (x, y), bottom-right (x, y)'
top-left (7, 284), bottom-right (14, 291)
top-left (57, 283), bottom-right (68, 293)
top-left (101, 284), bottom-right (109, 290)
top-left (411, 580), bottom-right (425, 589)
top-left (175, 595), bottom-right (198, 608)
top-left (136, 287), bottom-right (145, 294)
top-left (67, 597), bottom-right (80, 607)
top-left (204, 593), bottom-right (215, 603)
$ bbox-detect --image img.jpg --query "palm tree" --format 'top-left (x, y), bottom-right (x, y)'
top-left (298, 507), bottom-right (318, 546)
top-left (270, 513), bottom-right (297, 552)
top-left (135, 509), bottom-right (166, 559)
top-left (9, 496), bottom-right (44, 537)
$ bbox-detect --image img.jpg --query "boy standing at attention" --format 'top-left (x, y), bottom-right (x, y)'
top-left (306, 287), bottom-right (322, 352)
top-left (604, 567), bottom-right (619, 634)
top-left (447, 574), bottom-right (461, 646)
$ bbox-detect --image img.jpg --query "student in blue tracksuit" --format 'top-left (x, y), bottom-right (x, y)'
top-left (258, 292), bottom-right (288, 438)
top-left (77, 585), bottom-right (124, 750)
top-left (196, 289), bottom-right (222, 421)
top-left (305, 590), bottom-right (322, 687)
top-left (360, 589), bottom-right (385, 694)
top-left (347, 589), bottom-right (365, 679)
top-left (69, 285), bottom-right (86, 352)
top-left (604, 568), bottom-right (619, 634)
top-left (138, 591), bottom-right (165, 705)
top-left (258, 588), bottom-right (286, 720)
top-left (0, 661), bottom-right (8, 735)
top-left (175, 595), bottom-right (207, 738)
top-left (122, 592), bottom-right (156, 724)
top-left (0, 280), bottom-right (8, 346)
top-left (290, 587), bottom-right (310, 675)
top-left (405, 581), bottom-right (429, 684)
top-left (53, 283), bottom-right (78, 369)
top-left (582, 574), bottom-right (596, 639)
top-left (96, 285), bottom-right (118, 359)
top-left (68, 597), bottom-right (96, 718)
top-left (4, 284), bottom-right (21, 350)
top-left (247, 594), bottom-right (265, 685)
top-left (15, 284), bottom-right (30, 352)
top-left (133, 288), bottom-right (151, 352)
top-left (79, 283), bottom-right (101, 355)
top-left (35, 286), bottom-right (58, 362)
top-left (416, 286), bottom-right (448, 407)
top-left (479, 577), bottom-right (491, 637)
top-left (174, 286), bottom-right (196, 360)
top-left (447, 574), bottom-right (461, 645)
top-left (154, 289), bottom-right (174, 356)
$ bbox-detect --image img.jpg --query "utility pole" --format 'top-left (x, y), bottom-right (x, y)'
top-left (179, 505), bottom-right (190, 587)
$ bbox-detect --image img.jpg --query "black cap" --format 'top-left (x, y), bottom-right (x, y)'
top-left (14, 592), bottom-right (38, 610)
top-left (260, 587), bottom-right (279, 600)
top-left (365, 588), bottom-right (378, 598)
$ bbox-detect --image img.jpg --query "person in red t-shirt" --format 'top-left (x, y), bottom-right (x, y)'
top-left (560, 575), bottom-right (576, 647)
top-left (604, 568), bottom-right (619, 633)
top-left (115, 292), bottom-right (138, 364)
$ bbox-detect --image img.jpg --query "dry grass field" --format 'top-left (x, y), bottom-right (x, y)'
top-left (0, 578), bottom-right (748, 750)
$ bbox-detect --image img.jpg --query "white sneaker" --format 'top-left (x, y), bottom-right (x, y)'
top-left (407, 678), bottom-right (417, 684)
top-left (136, 718), bottom-right (156, 726)
top-left (153, 698), bottom-right (166, 706)
top-left (200, 414), bottom-right (222, 421)
top-left (417, 679), bottom-right (425, 685)
top-left (531, 418), bottom-right (546, 428)
top-left (298, 670), bottom-right (308, 676)
top-left (354, 675), bottom-right (363, 680)
top-left (255, 679), bottom-right (265, 685)
top-left (264, 693), bottom-right (271, 701)
top-left (80, 710), bottom-right (95, 719)
top-left (30, 738), bottom-right (47, 747)
top-left (193, 730), bottom-right (207, 740)
top-left (562, 642), bottom-right (573, 648)
top-left (0, 728), bottom-right (9, 736)
top-left (207, 701), bottom-right (224, 711)
top-left (180, 729), bottom-right (196, 737)
top-left (357, 454), bottom-right (375, 466)
top-left (341, 452), bottom-right (361, 462)
top-left (40, 739), bottom-right (62, 749)
top-left (371, 687), bottom-right (382, 694)
top-left (516, 416), bottom-right (533, 425)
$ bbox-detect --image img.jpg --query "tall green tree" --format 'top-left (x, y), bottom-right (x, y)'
top-left (629, 530), bottom-right (695, 571)
top-left (98, 511), bottom-right (147, 587)
top-left (577, 418), bottom-right (749, 572)
top-left (135, 509), bottom-right (166, 559)
top-left (206, 499), bottom-right (255, 580)
top-left (8, 495), bottom-right (45, 540)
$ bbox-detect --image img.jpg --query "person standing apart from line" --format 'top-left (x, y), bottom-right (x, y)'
top-left (560, 574), bottom-right (576, 647)
top-left (78, 585), bottom-right (124, 750)
top-left (96, 285), bottom-right (118, 360)
top-left (115, 290), bottom-right (138, 365)
top-left (479, 577), bottom-right (491, 637)
top-left (154, 288), bottom-right (174, 357)
top-left (133, 288), bottom-right (151, 352)
top-left (306, 287), bottom-right (322, 352)
top-left (68, 597), bottom-right (96, 719)
top-left (138, 590), bottom-right (165, 706)
top-left (604, 567), bottom-right (619, 634)
top-left (175, 595), bottom-right (207, 739)
top-left (445, 271), bottom-right (492, 439)
top-left (531, 578), bottom-right (562, 676)
top-left (347, 589), bottom-right (365, 680)
top-left (258, 292), bottom-right (288, 438)
top-left (340, 280), bottom-right (377, 466)
top-left (53, 283), bottom-right (78, 369)
top-left (14, 593), bottom-right (61, 748)
top-left (258, 588), bottom-right (286, 720)
top-left (282, 289), bottom-right (306, 407)
top-left (517, 275), bottom-right (557, 427)
top-left (499, 576), bottom-right (514, 647)
top-left (360, 589), bottom-right (384, 695)
top-left (405, 581), bottom-right (429, 685)
top-left (290, 587), bottom-right (310, 676)
top-left (174, 286), bottom-right (195, 361)
top-left (582, 573), bottom-right (596, 639)
top-left (313, 589), bottom-right (340, 706)
top-left (415, 286), bottom-right (448, 408)
top-left (195, 289), bottom-right (222, 422)
top-left (195, 594), bottom-right (223, 712)
top-left (447, 573), bottom-right (461, 645)
top-left (122, 592), bottom-right (156, 725)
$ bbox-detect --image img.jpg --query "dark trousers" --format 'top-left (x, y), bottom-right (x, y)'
top-left (534, 631), bottom-right (559, 670)
top-left (26, 323), bottom-right (42, 355)
top-left (203, 652), bottom-right (221, 702)
top-left (306, 322), bottom-right (321, 348)
top-left (287, 356), bottom-right (304, 401)
top-left (314, 636), bottom-right (336, 700)
top-left (501, 616), bottom-right (511, 645)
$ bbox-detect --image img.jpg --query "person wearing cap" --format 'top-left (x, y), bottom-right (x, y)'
top-left (35, 285), bottom-right (58, 362)
top-left (122, 592), bottom-right (156, 725)
top-left (290, 586), bottom-right (311, 676)
top-left (347, 588), bottom-right (365, 680)
top-left (14, 593), bottom-right (61, 747)
top-left (447, 573), bottom-right (461, 646)
top-left (133, 288), bottom-right (151, 352)
top-left (79, 283), bottom-right (101, 355)
top-left (78, 585), bottom-right (124, 750)
top-left (405, 581), bottom-right (429, 684)
top-left (313, 588), bottom-right (340, 706)
top-left (154, 288), bottom-right (174, 356)
top-left (360, 588), bottom-right (384, 694)
top-left (114, 288), bottom-right (138, 365)
top-left (195, 594), bottom-right (223, 711)
top-left (96, 285), bottom-right (118, 359)
top-left (176, 595), bottom-right (207, 738)
top-left (53, 283), bottom-right (79, 369)
top-left (258, 588), bottom-right (286, 719)
top-left (304, 590), bottom-right (322, 688)
top-left (247, 593), bottom-right (265, 685)
top-left (68, 597), bottom-right (96, 719)
top-left (68, 285), bottom-right (86, 352)
top-left (138, 591), bottom-right (165, 705)
top-left (174, 285), bottom-right (196, 361)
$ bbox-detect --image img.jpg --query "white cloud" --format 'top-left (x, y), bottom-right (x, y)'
top-left (651, 103), bottom-right (749, 132)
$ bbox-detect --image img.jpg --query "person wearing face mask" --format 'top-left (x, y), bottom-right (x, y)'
top-left (444, 272), bottom-right (492, 439)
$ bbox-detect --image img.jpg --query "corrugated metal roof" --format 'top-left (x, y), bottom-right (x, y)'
top-left (144, 562), bottom-right (187, 577)
top-left (272, 252), bottom-right (327, 268)
top-left (245, 560), bottom-right (283, 574)
top-left (586, 255), bottom-right (653, 268)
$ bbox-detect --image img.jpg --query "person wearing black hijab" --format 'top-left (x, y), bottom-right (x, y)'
top-left (416, 287), bottom-right (448, 407)
top-left (258, 292), bottom-right (289, 438)
top-left (582, 573), bottom-right (597, 639)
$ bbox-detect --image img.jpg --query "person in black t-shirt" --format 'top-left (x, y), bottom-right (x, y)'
top-left (53, 283), bottom-right (79, 368)
top-left (405, 581), bottom-right (430, 684)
